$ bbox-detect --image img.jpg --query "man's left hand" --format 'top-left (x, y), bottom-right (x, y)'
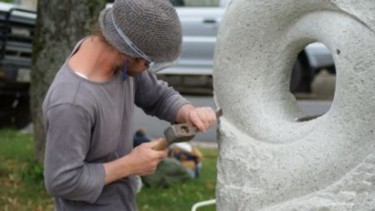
top-left (185, 107), bottom-right (217, 132)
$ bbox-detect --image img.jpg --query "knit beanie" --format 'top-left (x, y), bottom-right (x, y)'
top-left (98, 0), bottom-right (182, 63)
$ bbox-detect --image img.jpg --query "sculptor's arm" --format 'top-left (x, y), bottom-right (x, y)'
top-left (134, 71), bottom-right (188, 122)
top-left (134, 71), bottom-right (216, 131)
top-left (103, 140), bottom-right (167, 184)
top-left (44, 104), bottom-right (105, 203)
top-left (102, 104), bottom-right (217, 184)
top-left (44, 104), bottom-right (167, 202)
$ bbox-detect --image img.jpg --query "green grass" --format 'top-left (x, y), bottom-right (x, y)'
top-left (0, 129), bottom-right (53, 211)
top-left (137, 148), bottom-right (217, 211)
top-left (0, 129), bottom-right (218, 211)
top-left (0, 129), bottom-right (34, 160)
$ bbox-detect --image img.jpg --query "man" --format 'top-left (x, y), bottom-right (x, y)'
top-left (42, 0), bottom-right (217, 210)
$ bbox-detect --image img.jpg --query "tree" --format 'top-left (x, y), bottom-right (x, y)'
top-left (30, 0), bottom-right (106, 163)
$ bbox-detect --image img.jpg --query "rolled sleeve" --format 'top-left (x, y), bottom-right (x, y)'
top-left (44, 104), bottom-right (105, 203)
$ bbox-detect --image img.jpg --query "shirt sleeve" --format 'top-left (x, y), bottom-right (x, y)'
top-left (43, 104), bottom-right (105, 203)
top-left (134, 71), bottom-right (190, 123)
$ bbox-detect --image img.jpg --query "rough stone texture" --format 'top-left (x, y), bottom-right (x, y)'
top-left (213, 0), bottom-right (375, 210)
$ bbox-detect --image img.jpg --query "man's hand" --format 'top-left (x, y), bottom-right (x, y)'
top-left (176, 104), bottom-right (217, 132)
top-left (125, 140), bottom-right (167, 176)
top-left (103, 139), bottom-right (167, 184)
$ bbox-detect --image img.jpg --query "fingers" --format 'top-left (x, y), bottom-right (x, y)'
top-left (187, 107), bottom-right (217, 132)
top-left (139, 140), bottom-right (168, 158)
top-left (142, 138), bottom-right (164, 148)
top-left (129, 141), bottom-right (167, 176)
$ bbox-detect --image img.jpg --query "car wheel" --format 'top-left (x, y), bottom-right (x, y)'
top-left (0, 95), bottom-right (31, 129)
top-left (14, 96), bottom-right (31, 129)
top-left (290, 59), bottom-right (303, 93)
top-left (290, 55), bottom-right (313, 93)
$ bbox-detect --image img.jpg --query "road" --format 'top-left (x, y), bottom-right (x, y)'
top-left (134, 70), bottom-right (336, 143)
top-left (133, 97), bottom-right (332, 143)
top-left (20, 70), bottom-right (335, 144)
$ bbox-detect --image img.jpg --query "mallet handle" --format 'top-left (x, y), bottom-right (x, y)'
top-left (151, 138), bottom-right (169, 151)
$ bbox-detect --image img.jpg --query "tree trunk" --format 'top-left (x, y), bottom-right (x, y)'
top-left (30, 0), bottom-right (106, 163)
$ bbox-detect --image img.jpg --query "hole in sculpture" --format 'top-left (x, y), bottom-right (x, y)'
top-left (290, 43), bottom-right (336, 120)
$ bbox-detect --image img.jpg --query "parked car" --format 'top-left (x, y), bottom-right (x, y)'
top-left (0, 0), bottom-right (335, 128)
top-left (154, 0), bottom-right (335, 94)
top-left (0, 2), bottom-right (35, 128)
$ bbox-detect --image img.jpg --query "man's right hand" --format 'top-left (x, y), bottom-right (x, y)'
top-left (126, 139), bottom-right (168, 176)
top-left (103, 138), bottom-right (167, 185)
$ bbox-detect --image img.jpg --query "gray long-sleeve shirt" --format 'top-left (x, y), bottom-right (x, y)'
top-left (43, 53), bottom-right (189, 210)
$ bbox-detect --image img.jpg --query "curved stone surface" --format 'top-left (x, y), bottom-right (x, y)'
top-left (213, 0), bottom-right (375, 210)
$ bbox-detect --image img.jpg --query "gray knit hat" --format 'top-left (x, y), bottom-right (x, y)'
top-left (98, 0), bottom-right (182, 63)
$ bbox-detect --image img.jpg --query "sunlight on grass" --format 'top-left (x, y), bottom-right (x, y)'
top-left (0, 129), bottom-right (218, 211)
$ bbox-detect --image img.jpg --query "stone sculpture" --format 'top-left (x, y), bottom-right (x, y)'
top-left (213, 0), bottom-right (375, 210)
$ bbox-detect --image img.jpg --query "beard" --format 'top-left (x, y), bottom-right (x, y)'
top-left (112, 57), bottom-right (147, 77)
top-left (126, 68), bottom-right (145, 76)
top-left (112, 59), bottom-right (124, 73)
top-left (123, 63), bottom-right (148, 76)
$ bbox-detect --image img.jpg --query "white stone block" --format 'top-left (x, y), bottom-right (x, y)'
top-left (214, 0), bottom-right (375, 210)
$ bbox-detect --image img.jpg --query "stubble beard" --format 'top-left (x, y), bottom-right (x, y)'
top-left (112, 57), bottom-right (146, 77)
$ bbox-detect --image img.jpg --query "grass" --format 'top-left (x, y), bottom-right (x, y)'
top-left (0, 129), bottom-right (218, 211)
top-left (0, 129), bottom-right (53, 211)
top-left (137, 148), bottom-right (217, 211)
